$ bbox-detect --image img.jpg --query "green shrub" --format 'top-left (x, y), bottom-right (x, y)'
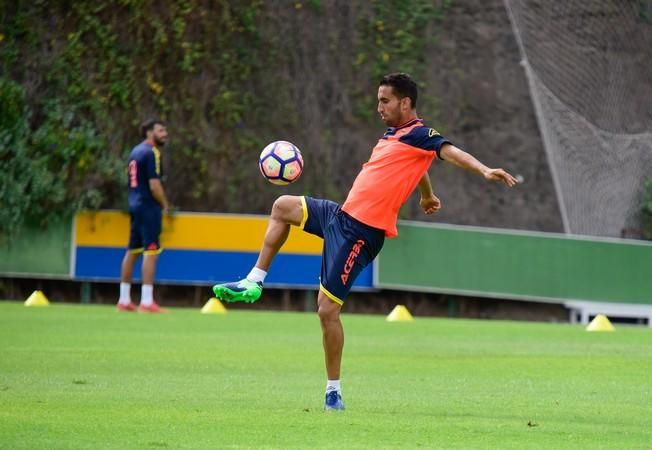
top-left (0, 78), bottom-right (121, 238)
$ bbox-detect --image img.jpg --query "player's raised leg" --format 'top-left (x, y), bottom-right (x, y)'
top-left (212, 195), bottom-right (305, 302)
top-left (255, 195), bottom-right (305, 270)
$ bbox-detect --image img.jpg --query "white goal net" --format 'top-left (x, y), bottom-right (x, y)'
top-left (504, 0), bottom-right (652, 237)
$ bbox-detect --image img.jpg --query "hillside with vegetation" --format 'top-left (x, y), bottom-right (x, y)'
top-left (0, 0), bottom-right (563, 238)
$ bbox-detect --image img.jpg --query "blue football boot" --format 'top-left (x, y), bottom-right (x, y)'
top-left (324, 390), bottom-right (345, 411)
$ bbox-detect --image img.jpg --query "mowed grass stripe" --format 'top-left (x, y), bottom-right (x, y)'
top-left (0, 302), bottom-right (650, 449)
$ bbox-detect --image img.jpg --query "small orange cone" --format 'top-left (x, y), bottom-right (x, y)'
top-left (25, 290), bottom-right (50, 307)
top-left (386, 305), bottom-right (414, 322)
top-left (201, 298), bottom-right (227, 314)
top-left (586, 314), bottom-right (615, 332)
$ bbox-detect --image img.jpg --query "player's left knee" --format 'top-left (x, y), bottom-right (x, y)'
top-left (317, 297), bottom-right (341, 322)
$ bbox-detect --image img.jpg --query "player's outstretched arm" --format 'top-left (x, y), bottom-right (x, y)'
top-left (439, 144), bottom-right (518, 187)
top-left (417, 173), bottom-right (441, 215)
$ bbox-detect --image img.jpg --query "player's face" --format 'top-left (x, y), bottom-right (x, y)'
top-left (150, 124), bottom-right (168, 147)
top-left (377, 85), bottom-right (411, 127)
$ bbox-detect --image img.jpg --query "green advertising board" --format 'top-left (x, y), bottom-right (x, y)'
top-left (377, 222), bottom-right (652, 305)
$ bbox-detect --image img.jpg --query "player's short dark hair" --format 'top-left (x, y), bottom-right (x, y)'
top-left (140, 118), bottom-right (165, 139)
top-left (379, 73), bottom-right (418, 108)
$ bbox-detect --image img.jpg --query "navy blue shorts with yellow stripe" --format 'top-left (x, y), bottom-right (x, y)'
top-left (127, 206), bottom-right (163, 255)
top-left (300, 196), bottom-right (385, 305)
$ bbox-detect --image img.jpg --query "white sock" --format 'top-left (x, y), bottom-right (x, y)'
top-left (140, 284), bottom-right (154, 306)
top-left (118, 283), bottom-right (131, 304)
top-left (247, 267), bottom-right (267, 283)
top-left (326, 379), bottom-right (341, 393)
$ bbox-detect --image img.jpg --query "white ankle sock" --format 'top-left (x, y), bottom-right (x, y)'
top-left (247, 267), bottom-right (267, 283)
top-left (141, 284), bottom-right (154, 306)
top-left (326, 380), bottom-right (341, 392)
top-left (119, 283), bottom-right (131, 304)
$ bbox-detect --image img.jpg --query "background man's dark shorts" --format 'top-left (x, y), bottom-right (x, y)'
top-left (127, 207), bottom-right (162, 254)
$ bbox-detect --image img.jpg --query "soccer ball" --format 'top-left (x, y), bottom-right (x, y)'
top-left (259, 141), bottom-right (304, 185)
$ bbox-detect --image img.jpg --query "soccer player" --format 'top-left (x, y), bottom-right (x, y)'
top-left (212, 73), bottom-right (518, 410)
top-left (117, 119), bottom-right (170, 313)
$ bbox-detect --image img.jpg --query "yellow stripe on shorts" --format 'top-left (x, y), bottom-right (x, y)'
top-left (319, 284), bottom-right (344, 305)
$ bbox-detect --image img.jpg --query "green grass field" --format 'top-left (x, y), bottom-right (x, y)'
top-left (1, 302), bottom-right (651, 449)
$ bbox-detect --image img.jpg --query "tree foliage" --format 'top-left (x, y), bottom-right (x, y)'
top-left (0, 0), bottom-right (449, 237)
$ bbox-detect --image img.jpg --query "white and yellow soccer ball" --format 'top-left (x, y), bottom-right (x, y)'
top-left (258, 141), bottom-right (304, 185)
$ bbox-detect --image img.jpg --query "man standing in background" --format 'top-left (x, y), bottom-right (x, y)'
top-left (117, 118), bottom-right (170, 313)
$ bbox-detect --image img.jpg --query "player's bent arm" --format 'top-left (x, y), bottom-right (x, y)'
top-left (149, 179), bottom-right (170, 213)
top-left (417, 173), bottom-right (441, 215)
top-left (417, 173), bottom-right (434, 198)
top-left (439, 144), bottom-right (518, 187)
